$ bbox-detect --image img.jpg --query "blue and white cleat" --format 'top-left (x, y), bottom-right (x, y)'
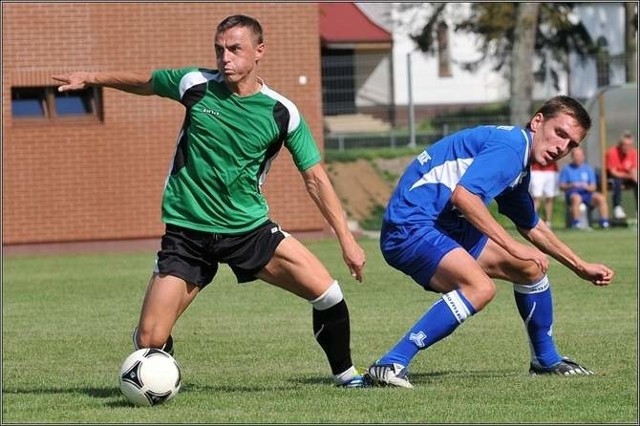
top-left (366, 362), bottom-right (413, 388)
top-left (338, 372), bottom-right (372, 388)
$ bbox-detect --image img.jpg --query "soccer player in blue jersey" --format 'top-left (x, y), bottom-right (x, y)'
top-left (53, 15), bottom-right (369, 388)
top-left (365, 96), bottom-right (615, 388)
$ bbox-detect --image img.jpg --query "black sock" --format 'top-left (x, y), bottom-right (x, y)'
top-left (312, 299), bottom-right (352, 375)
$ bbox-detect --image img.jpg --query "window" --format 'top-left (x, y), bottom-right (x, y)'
top-left (11, 86), bottom-right (102, 120)
top-left (11, 87), bottom-right (46, 117)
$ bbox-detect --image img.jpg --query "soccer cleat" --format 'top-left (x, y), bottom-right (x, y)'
top-left (571, 222), bottom-right (593, 231)
top-left (337, 372), bottom-right (372, 388)
top-left (366, 362), bottom-right (414, 388)
top-left (529, 356), bottom-right (594, 376)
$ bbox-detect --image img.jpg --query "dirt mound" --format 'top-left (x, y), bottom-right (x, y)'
top-left (326, 156), bottom-right (413, 223)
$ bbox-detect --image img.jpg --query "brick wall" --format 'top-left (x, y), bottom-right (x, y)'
top-left (2, 3), bottom-right (326, 244)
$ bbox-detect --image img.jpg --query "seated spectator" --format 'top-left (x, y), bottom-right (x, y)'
top-left (559, 147), bottom-right (610, 230)
top-left (605, 130), bottom-right (638, 219)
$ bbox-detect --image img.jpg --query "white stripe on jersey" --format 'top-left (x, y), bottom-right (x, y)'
top-left (506, 129), bottom-right (532, 188)
top-left (260, 84), bottom-right (301, 134)
top-left (178, 70), bottom-right (220, 99)
top-left (409, 157), bottom-right (473, 192)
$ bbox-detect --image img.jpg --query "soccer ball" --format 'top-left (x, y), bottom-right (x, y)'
top-left (119, 348), bottom-right (181, 406)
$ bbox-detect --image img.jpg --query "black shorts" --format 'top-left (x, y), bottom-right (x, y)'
top-left (155, 220), bottom-right (288, 287)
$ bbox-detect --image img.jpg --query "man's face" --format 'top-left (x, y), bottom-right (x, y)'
top-left (571, 147), bottom-right (586, 165)
top-left (214, 26), bottom-right (264, 85)
top-left (619, 136), bottom-right (634, 155)
top-left (530, 112), bottom-right (586, 166)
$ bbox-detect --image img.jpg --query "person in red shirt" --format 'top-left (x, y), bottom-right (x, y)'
top-left (605, 130), bottom-right (638, 219)
top-left (529, 161), bottom-right (559, 227)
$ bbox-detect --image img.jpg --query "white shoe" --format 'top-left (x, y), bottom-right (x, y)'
top-left (366, 362), bottom-right (414, 388)
top-left (614, 206), bottom-right (627, 219)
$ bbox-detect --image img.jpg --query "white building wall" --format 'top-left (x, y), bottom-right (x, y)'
top-left (569, 4), bottom-right (627, 99)
top-left (355, 52), bottom-right (392, 107)
top-left (390, 3), bottom-right (509, 106)
top-left (357, 2), bottom-right (627, 107)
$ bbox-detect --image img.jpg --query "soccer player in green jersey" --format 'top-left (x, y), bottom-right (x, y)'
top-left (53, 14), bottom-right (369, 387)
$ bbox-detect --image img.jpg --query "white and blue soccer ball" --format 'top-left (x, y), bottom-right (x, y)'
top-left (119, 348), bottom-right (181, 406)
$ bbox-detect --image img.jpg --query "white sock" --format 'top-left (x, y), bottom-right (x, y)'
top-left (334, 365), bottom-right (358, 384)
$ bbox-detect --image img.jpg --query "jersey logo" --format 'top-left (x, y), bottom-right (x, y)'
top-left (409, 331), bottom-right (427, 348)
top-left (416, 150), bottom-right (431, 165)
top-left (201, 107), bottom-right (220, 116)
top-left (510, 170), bottom-right (528, 188)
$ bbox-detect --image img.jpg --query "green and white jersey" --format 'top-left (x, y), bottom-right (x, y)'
top-left (152, 67), bottom-right (321, 234)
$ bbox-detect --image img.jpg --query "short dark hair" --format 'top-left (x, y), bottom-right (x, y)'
top-left (216, 14), bottom-right (264, 45)
top-left (525, 95), bottom-right (592, 131)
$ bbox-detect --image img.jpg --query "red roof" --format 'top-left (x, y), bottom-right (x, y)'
top-left (319, 3), bottom-right (391, 44)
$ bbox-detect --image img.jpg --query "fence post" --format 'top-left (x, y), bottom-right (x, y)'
top-left (407, 53), bottom-right (416, 148)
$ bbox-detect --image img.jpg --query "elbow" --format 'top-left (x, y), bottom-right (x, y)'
top-left (450, 186), bottom-right (465, 209)
top-left (304, 178), bottom-right (321, 201)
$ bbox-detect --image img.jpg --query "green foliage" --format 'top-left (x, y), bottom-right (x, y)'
top-left (409, 3), bottom-right (596, 86)
top-left (423, 102), bottom-right (511, 133)
top-left (359, 203), bottom-right (386, 231)
top-left (2, 230), bottom-right (637, 423)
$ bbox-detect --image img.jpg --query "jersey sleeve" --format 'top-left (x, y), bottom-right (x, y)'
top-left (285, 116), bottom-right (322, 171)
top-left (459, 140), bottom-right (524, 201)
top-left (495, 173), bottom-right (539, 229)
top-left (151, 67), bottom-right (197, 101)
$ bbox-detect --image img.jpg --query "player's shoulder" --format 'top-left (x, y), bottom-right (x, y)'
top-left (259, 82), bottom-right (299, 111)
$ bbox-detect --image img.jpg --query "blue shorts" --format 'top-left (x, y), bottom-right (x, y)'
top-left (379, 221), bottom-right (488, 291)
top-left (564, 189), bottom-right (593, 205)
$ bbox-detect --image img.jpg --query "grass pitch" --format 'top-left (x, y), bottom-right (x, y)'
top-left (2, 228), bottom-right (637, 423)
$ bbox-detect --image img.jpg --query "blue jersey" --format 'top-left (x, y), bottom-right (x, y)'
top-left (384, 125), bottom-right (539, 231)
top-left (559, 163), bottom-right (596, 187)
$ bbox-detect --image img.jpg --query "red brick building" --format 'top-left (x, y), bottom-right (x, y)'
top-left (2, 3), bottom-right (326, 245)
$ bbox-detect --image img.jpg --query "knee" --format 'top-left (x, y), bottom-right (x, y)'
top-left (310, 281), bottom-right (344, 311)
top-left (520, 262), bottom-right (544, 284)
top-left (463, 279), bottom-right (496, 311)
top-left (505, 262), bottom-right (543, 286)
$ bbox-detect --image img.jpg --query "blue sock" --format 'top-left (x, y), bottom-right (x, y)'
top-left (378, 289), bottom-right (476, 368)
top-left (513, 275), bottom-right (562, 367)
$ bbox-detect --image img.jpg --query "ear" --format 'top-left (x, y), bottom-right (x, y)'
top-left (529, 113), bottom-right (543, 132)
top-left (255, 43), bottom-right (265, 61)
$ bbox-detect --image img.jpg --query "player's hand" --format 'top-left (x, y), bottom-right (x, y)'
top-left (51, 72), bottom-right (92, 92)
top-left (342, 242), bottom-right (365, 283)
top-left (511, 244), bottom-right (549, 274)
top-left (577, 263), bottom-right (614, 286)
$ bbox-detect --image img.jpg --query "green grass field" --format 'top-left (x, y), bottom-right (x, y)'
top-left (2, 228), bottom-right (638, 423)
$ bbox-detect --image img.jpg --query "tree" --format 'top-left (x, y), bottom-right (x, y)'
top-left (402, 3), bottom-right (597, 124)
top-left (624, 2), bottom-right (637, 83)
top-left (510, 3), bottom-right (540, 125)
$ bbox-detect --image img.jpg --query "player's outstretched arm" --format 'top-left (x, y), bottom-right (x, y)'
top-left (519, 221), bottom-right (614, 286)
top-left (301, 163), bottom-right (366, 282)
top-left (52, 71), bottom-right (154, 96)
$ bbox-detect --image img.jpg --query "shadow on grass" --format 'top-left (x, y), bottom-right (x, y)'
top-left (298, 368), bottom-right (525, 388)
top-left (3, 381), bottom-right (301, 405)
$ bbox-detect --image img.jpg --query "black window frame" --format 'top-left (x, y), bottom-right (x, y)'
top-left (11, 85), bottom-right (103, 122)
